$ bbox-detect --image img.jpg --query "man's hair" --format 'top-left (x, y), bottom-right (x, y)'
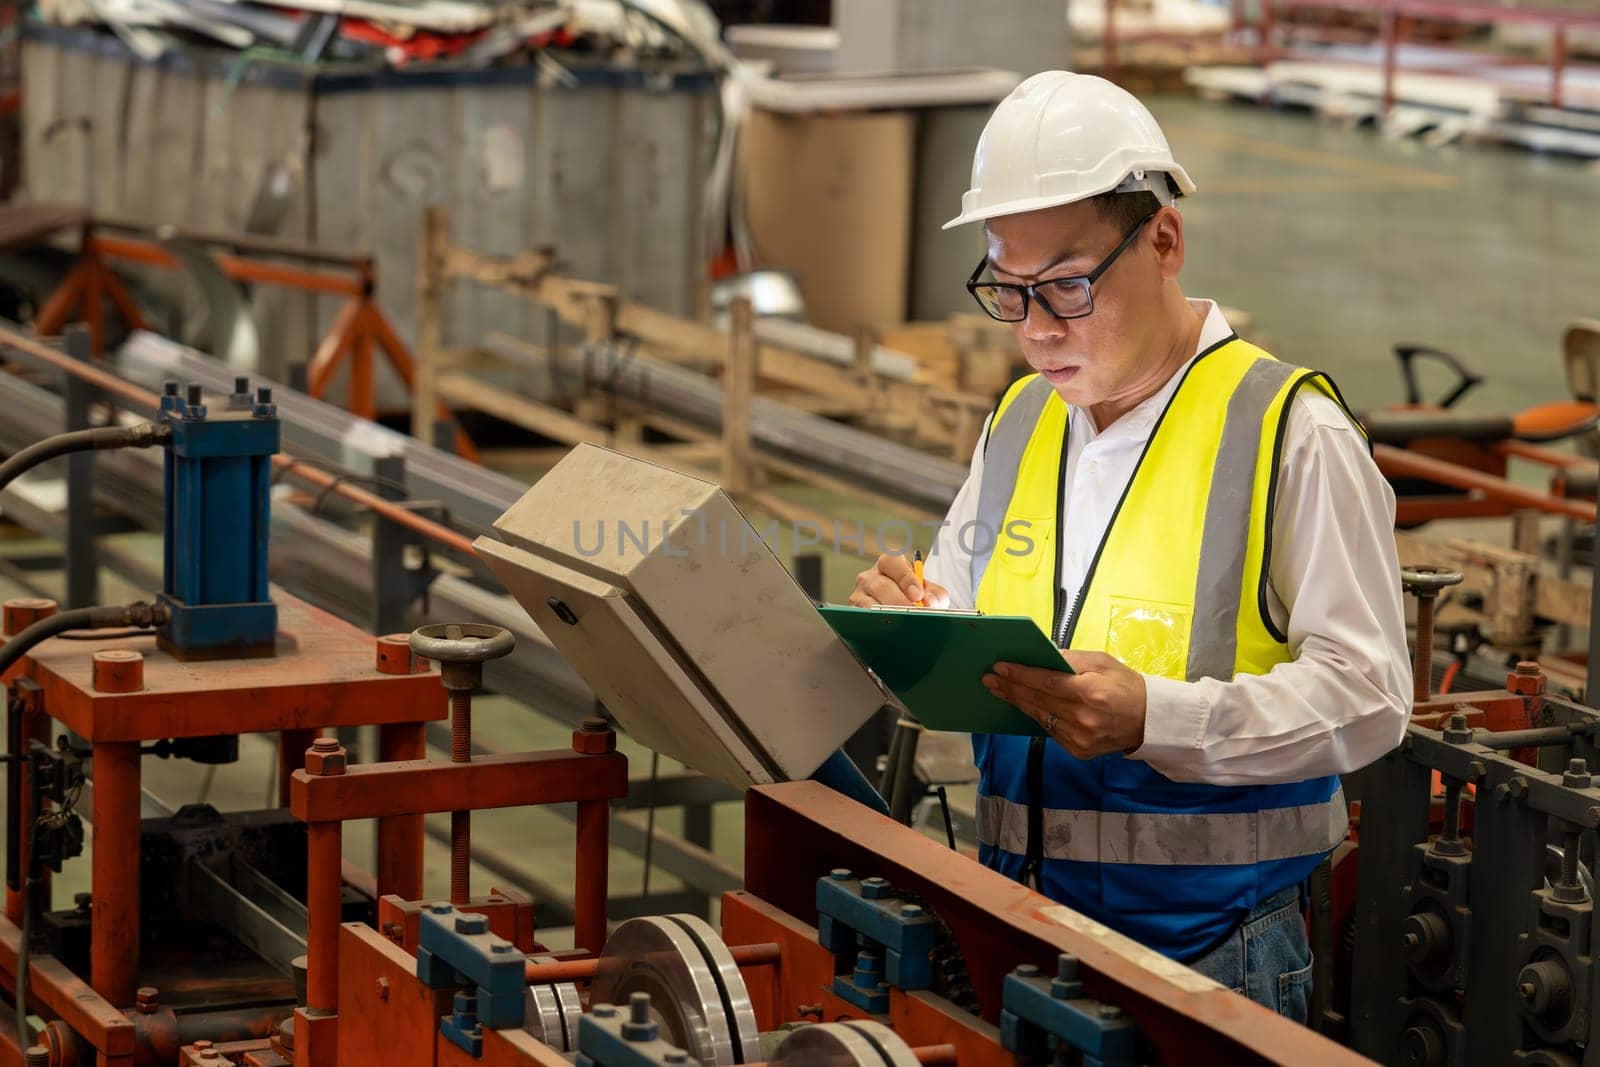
top-left (1089, 190), bottom-right (1162, 232)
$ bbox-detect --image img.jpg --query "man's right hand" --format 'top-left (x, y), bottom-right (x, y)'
top-left (849, 553), bottom-right (951, 609)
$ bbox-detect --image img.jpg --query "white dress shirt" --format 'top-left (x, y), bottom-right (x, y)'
top-left (922, 300), bottom-right (1410, 786)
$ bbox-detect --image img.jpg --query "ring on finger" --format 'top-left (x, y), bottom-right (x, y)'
top-left (1044, 713), bottom-right (1057, 733)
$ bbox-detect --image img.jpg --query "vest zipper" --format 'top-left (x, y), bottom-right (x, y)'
top-left (1021, 429), bottom-right (1072, 889)
top-left (1014, 342), bottom-right (1230, 890)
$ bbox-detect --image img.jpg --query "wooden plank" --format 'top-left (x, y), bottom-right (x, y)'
top-left (413, 207), bottom-right (449, 447)
top-left (1392, 530), bottom-right (1573, 638)
top-left (435, 372), bottom-right (706, 481)
top-left (624, 404), bottom-right (938, 523)
top-left (760, 390), bottom-right (870, 416)
top-left (756, 449), bottom-right (941, 525)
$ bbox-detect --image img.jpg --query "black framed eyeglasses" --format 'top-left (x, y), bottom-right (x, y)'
top-left (965, 212), bottom-right (1159, 323)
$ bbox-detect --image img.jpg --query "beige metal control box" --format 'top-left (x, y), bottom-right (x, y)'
top-left (475, 443), bottom-right (887, 788)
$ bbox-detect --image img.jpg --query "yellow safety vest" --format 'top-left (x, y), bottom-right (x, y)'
top-left (967, 336), bottom-right (1359, 957)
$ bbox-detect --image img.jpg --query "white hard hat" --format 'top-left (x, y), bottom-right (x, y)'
top-left (944, 71), bottom-right (1196, 229)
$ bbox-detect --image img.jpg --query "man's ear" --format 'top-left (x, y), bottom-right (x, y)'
top-left (1150, 206), bottom-right (1184, 281)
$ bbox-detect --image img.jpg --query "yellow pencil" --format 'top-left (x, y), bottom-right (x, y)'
top-left (913, 548), bottom-right (926, 607)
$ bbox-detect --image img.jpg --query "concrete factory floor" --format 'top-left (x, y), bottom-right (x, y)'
top-left (0, 94), bottom-right (1596, 958)
top-left (1150, 94), bottom-right (1599, 419)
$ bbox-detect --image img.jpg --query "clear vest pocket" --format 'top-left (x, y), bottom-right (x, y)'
top-left (1106, 596), bottom-right (1193, 680)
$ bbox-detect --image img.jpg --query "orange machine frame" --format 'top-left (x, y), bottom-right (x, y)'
top-left (31, 221), bottom-right (477, 460)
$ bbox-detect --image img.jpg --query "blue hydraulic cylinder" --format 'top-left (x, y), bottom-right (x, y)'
top-left (157, 378), bottom-right (280, 658)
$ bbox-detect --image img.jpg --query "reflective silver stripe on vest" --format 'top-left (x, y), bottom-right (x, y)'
top-left (975, 786), bottom-right (1349, 866)
top-left (1185, 359), bottom-right (1300, 682)
top-left (971, 377), bottom-right (1055, 597)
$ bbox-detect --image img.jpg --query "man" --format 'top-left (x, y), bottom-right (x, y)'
top-left (849, 71), bottom-right (1409, 1020)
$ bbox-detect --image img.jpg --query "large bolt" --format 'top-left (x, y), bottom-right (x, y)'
top-left (184, 383), bottom-right (206, 419)
top-left (1432, 778), bottom-right (1466, 856)
top-left (1509, 660), bottom-right (1549, 699)
top-left (375, 634), bottom-right (428, 675)
top-left (3, 597), bottom-right (56, 638)
top-left (23, 1048), bottom-right (47, 1067)
top-left (572, 715), bottom-right (616, 755)
top-left (1401, 566), bottom-right (1464, 706)
top-left (92, 649), bottom-right (144, 693)
top-left (135, 986), bottom-right (159, 1014)
top-left (622, 992), bottom-right (658, 1042)
top-left (1553, 829), bottom-right (1587, 904)
top-left (1441, 711), bottom-right (1474, 745)
top-left (1013, 963), bottom-right (1040, 978)
top-left (1564, 758), bottom-right (1592, 790)
top-left (304, 736), bottom-right (347, 776)
top-left (860, 877), bottom-right (892, 899)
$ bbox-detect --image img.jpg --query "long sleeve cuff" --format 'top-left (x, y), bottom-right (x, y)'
top-left (1130, 673), bottom-right (1210, 773)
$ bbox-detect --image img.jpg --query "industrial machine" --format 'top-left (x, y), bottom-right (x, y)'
top-left (0, 364), bottom-right (1366, 1067)
top-left (8, 324), bottom-right (1600, 1067)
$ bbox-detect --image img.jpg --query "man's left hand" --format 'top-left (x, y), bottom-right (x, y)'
top-left (982, 651), bottom-right (1148, 759)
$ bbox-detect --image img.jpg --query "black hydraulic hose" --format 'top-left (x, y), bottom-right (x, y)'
top-left (5, 599), bottom-right (168, 1048)
top-left (0, 423), bottom-right (171, 499)
top-left (0, 601), bottom-right (170, 679)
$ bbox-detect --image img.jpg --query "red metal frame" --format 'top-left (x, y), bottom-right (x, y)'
top-left (289, 725), bottom-right (627, 1067)
top-left (1375, 442), bottom-right (1598, 525)
top-left (30, 227), bottom-right (478, 461)
top-left (741, 782), bottom-right (1370, 1066)
top-left (0, 593), bottom-right (444, 1065)
top-left (1231, 0), bottom-right (1600, 114)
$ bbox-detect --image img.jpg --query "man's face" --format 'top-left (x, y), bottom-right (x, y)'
top-left (984, 199), bottom-right (1174, 409)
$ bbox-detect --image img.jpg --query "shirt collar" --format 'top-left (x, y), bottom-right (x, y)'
top-left (1076, 299), bottom-right (1233, 443)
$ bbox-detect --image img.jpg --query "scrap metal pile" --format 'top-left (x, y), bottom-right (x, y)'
top-left (28, 0), bottom-right (728, 70)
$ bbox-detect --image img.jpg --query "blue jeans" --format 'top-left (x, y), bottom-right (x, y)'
top-left (1186, 885), bottom-right (1313, 1023)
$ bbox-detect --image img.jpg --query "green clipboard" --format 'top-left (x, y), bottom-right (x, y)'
top-left (818, 604), bottom-right (1072, 736)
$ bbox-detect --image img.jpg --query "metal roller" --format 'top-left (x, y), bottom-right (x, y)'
top-left (523, 954), bottom-right (582, 1052)
top-left (770, 1021), bottom-right (921, 1066)
top-left (590, 914), bottom-right (762, 1065)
